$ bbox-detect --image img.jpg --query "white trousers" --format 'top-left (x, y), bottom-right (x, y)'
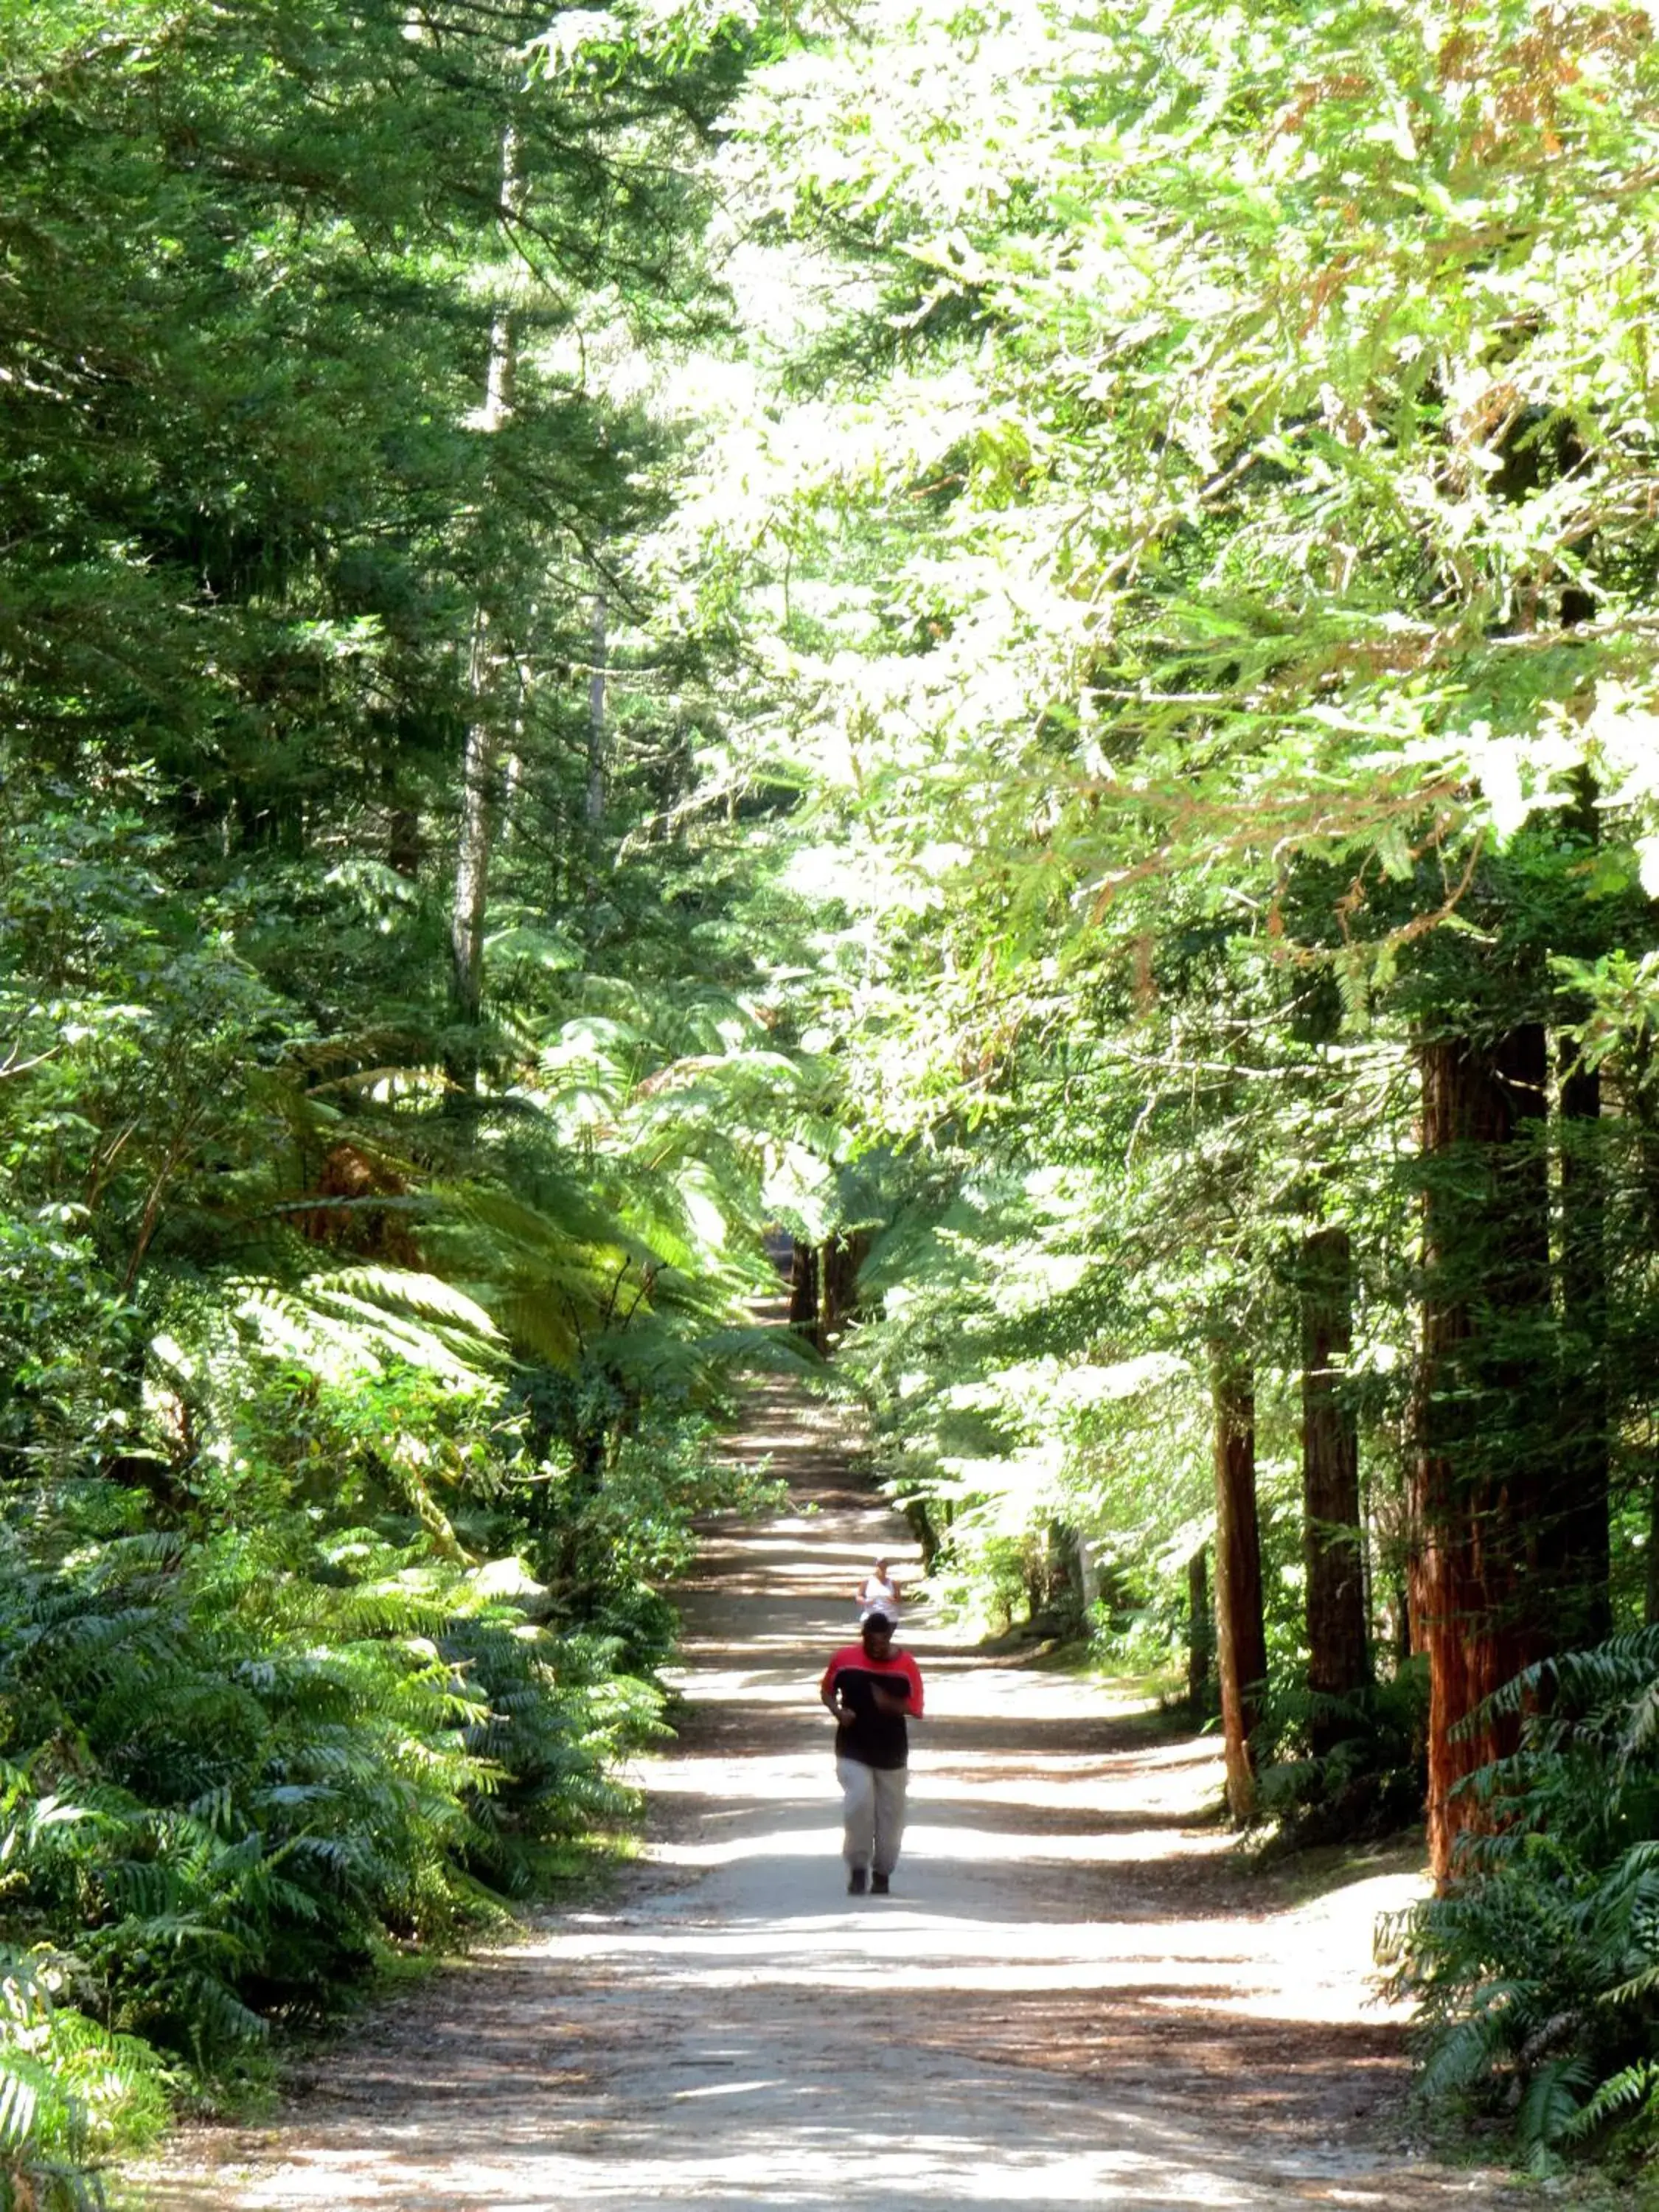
top-left (836, 1756), bottom-right (908, 1877)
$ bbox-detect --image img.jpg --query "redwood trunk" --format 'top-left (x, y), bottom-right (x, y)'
top-left (1413, 1026), bottom-right (1554, 1882)
top-left (1301, 1225), bottom-right (1370, 1754)
top-left (1557, 1050), bottom-right (1610, 1644)
top-left (1211, 1348), bottom-right (1266, 1821)
top-left (1186, 1545), bottom-right (1212, 1714)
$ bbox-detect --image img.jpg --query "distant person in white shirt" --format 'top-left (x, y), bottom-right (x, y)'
top-left (857, 1559), bottom-right (902, 1623)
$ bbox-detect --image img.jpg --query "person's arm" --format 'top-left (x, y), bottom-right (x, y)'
top-left (821, 1664), bottom-right (851, 1725)
top-left (872, 1656), bottom-right (923, 1718)
top-left (869, 1659), bottom-right (919, 1717)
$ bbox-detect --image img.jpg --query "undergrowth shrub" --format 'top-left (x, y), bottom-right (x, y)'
top-left (1251, 1661), bottom-right (1429, 1849)
top-left (0, 809), bottom-right (791, 2205)
top-left (0, 1482), bottom-right (664, 2202)
top-left (0, 1947), bottom-right (170, 2212)
top-left (1378, 1629), bottom-right (1659, 2171)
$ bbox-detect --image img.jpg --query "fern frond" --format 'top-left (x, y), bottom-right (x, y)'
top-left (1517, 2055), bottom-right (1593, 2155)
top-left (1559, 2059), bottom-right (1659, 2143)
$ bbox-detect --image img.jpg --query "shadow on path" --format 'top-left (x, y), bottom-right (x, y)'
top-left (133, 1359), bottom-right (1520, 2212)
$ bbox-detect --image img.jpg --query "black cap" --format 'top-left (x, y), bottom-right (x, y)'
top-left (861, 1609), bottom-right (895, 1635)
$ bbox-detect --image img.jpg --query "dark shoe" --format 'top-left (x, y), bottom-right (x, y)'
top-left (870, 1872), bottom-right (891, 1895)
top-left (846, 1867), bottom-right (868, 1896)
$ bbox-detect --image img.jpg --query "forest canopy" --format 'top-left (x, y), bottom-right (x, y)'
top-left (6, 0), bottom-right (1659, 2194)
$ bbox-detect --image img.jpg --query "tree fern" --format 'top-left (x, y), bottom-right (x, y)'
top-left (1517, 2057), bottom-right (1595, 2166)
top-left (1391, 1627), bottom-right (1659, 2160)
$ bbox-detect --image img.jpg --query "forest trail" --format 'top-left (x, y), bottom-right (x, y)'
top-left (133, 1372), bottom-right (1520, 2212)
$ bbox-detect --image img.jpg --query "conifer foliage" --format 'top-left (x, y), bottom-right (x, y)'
top-left (698, 0), bottom-right (1659, 2163)
top-left (13, 0), bottom-right (1659, 2188)
top-left (0, 3), bottom-right (790, 2199)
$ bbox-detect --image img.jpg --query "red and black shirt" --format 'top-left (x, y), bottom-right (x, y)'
top-left (821, 1644), bottom-right (925, 1770)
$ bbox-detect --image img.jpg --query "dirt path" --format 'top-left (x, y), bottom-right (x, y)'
top-left (133, 1376), bottom-right (1521, 2212)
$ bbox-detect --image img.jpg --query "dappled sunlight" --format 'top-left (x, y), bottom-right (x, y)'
top-left (136, 1402), bottom-right (1445, 2212)
top-left (156, 2108), bottom-right (1281, 2212)
top-left (647, 1818), bottom-right (1231, 1871)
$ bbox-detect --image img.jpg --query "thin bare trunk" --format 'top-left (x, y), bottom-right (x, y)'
top-left (451, 615), bottom-right (504, 1032)
top-left (1186, 1545), bottom-right (1212, 1714)
top-left (449, 131), bottom-right (520, 1046)
top-left (1211, 1346), bottom-right (1265, 1822)
top-left (1076, 1535), bottom-right (1101, 1617)
top-left (1301, 1225), bottom-right (1370, 1753)
top-left (585, 588), bottom-right (608, 829)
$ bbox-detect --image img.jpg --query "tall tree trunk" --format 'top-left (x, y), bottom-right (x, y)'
top-left (585, 586), bottom-right (608, 830)
top-left (387, 804), bottom-right (423, 880)
top-left (1186, 1545), bottom-right (1212, 1714)
top-left (1553, 770), bottom-right (1611, 1646)
top-left (818, 1229), bottom-right (871, 1351)
top-left (1635, 1040), bottom-right (1659, 1627)
top-left (1413, 1025), bottom-right (1555, 1882)
top-left (451, 603), bottom-right (509, 1036)
top-left (1076, 1533), bottom-right (1101, 1617)
top-left (1557, 1046), bottom-right (1610, 1644)
top-left (787, 1240), bottom-right (819, 1337)
top-left (1301, 1225), bottom-right (1370, 1754)
top-left (449, 129), bottom-right (520, 1054)
top-left (1211, 1345), bottom-right (1265, 1822)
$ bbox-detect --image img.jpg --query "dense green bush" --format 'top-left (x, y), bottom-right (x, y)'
top-left (0, 1947), bottom-right (170, 2212)
top-left (0, 1501), bottom-right (651, 2022)
top-left (0, 1444), bottom-right (671, 2195)
top-left (1252, 1664), bottom-right (1429, 1850)
top-left (0, 804), bottom-right (800, 2197)
top-left (1380, 1631), bottom-right (1659, 2169)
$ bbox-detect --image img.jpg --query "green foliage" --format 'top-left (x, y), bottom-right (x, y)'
top-left (1252, 1666), bottom-right (1430, 1851)
top-left (0, 9), bottom-right (819, 2203)
top-left (0, 1500), bottom-right (646, 2014)
top-left (0, 1945), bottom-right (170, 2212)
top-left (0, 1455), bottom-right (665, 2191)
top-left (701, 0), bottom-right (1659, 1874)
top-left (1378, 1632), bottom-right (1659, 2166)
top-left (15, 0), bottom-right (1659, 2192)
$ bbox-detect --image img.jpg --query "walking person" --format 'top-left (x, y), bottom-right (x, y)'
top-left (820, 1610), bottom-right (924, 1896)
top-left (855, 1557), bottom-right (902, 1624)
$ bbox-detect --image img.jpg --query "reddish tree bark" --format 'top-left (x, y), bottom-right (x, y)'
top-left (1211, 1346), bottom-right (1266, 1822)
top-left (1412, 1026), bottom-right (1554, 1882)
top-left (1558, 1048), bottom-right (1610, 1644)
top-left (1186, 1545), bottom-right (1212, 1714)
top-left (297, 1143), bottom-right (419, 1265)
top-left (1301, 1225), bottom-right (1370, 1753)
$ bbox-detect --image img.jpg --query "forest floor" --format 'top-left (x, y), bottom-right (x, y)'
top-left (129, 1368), bottom-right (1531, 2212)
